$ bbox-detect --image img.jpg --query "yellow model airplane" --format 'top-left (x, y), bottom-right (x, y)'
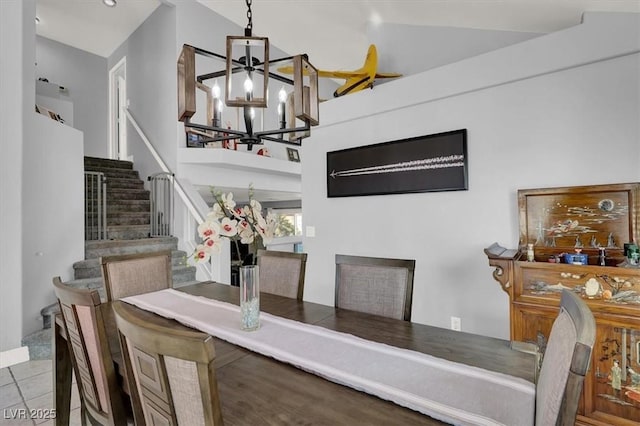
top-left (278, 44), bottom-right (402, 98)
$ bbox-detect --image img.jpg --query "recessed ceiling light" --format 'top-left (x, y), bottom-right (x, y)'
top-left (369, 11), bottom-right (383, 27)
top-left (103, 0), bottom-right (117, 7)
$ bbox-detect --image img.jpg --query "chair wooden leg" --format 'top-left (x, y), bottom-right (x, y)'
top-left (53, 315), bottom-right (72, 426)
top-left (80, 404), bottom-right (88, 426)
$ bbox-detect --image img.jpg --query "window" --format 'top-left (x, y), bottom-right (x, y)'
top-left (270, 209), bottom-right (302, 238)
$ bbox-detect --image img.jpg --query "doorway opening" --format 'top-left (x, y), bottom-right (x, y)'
top-left (108, 57), bottom-right (127, 160)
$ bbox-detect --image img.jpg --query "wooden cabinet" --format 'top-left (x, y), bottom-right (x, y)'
top-left (485, 183), bottom-right (640, 426)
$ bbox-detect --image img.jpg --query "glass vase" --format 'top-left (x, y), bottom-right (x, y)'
top-left (239, 265), bottom-right (260, 331)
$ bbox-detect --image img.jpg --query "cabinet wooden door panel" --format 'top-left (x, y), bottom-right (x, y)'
top-left (512, 304), bottom-right (556, 356)
top-left (588, 322), bottom-right (640, 423)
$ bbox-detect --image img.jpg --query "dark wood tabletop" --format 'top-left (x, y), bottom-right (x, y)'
top-left (180, 281), bottom-right (537, 382)
top-left (55, 281), bottom-right (537, 425)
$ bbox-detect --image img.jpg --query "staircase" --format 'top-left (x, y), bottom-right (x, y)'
top-left (22, 157), bottom-right (198, 360)
top-left (85, 156), bottom-right (152, 240)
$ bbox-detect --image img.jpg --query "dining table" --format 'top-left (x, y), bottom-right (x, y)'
top-left (53, 281), bottom-right (538, 425)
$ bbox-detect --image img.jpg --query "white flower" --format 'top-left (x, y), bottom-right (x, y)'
top-left (219, 217), bottom-right (238, 237)
top-left (194, 244), bottom-right (211, 262)
top-left (238, 222), bottom-right (255, 244)
top-left (231, 206), bottom-right (246, 220)
top-left (202, 235), bottom-right (222, 253)
top-left (253, 210), bottom-right (267, 229)
top-left (250, 198), bottom-right (262, 212)
top-left (193, 186), bottom-right (274, 265)
top-left (208, 203), bottom-right (225, 220)
top-left (261, 212), bottom-right (277, 243)
top-left (220, 192), bottom-right (236, 211)
top-left (197, 220), bottom-right (220, 240)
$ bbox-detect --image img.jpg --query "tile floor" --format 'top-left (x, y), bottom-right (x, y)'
top-left (0, 360), bottom-right (81, 425)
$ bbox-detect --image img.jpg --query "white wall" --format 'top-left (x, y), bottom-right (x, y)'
top-left (110, 4), bottom-right (177, 178)
top-left (302, 13), bottom-right (640, 339)
top-left (22, 114), bottom-right (84, 336)
top-left (369, 21), bottom-right (540, 77)
top-left (36, 80), bottom-right (74, 126)
top-left (0, 0), bottom-right (31, 352)
top-left (0, 0), bottom-right (85, 344)
top-left (36, 36), bottom-right (108, 157)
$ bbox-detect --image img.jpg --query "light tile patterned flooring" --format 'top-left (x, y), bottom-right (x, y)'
top-left (0, 360), bottom-right (81, 425)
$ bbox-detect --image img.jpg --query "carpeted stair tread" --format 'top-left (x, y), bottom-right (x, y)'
top-left (92, 177), bottom-right (144, 190)
top-left (84, 156), bottom-right (133, 170)
top-left (67, 264), bottom-right (195, 286)
top-left (105, 226), bottom-right (152, 240)
top-left (106, 200), bottom-right (151, 213)
top-left (99, 188), bottom-right (150, 201)
top-left (74, 250), bottom-right (189, 279)
top-left (106, 206), bottom-right (149, 215)
top-left (86, 211), bottom-right (150, 226)
top-left (85, 236), bottom-right (179, 257)
top-left (66, 276), bottom-right (104, 289)
top-left (21, 329), bottom-right (52, 360)
top-left (85, 167), bottom-right (140, 180)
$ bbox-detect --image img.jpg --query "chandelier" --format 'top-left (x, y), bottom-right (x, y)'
top-left (177, 0), bottom-right (319, 151)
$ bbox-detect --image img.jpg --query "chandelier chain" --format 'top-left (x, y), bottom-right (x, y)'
top-left (245, 0), bottom-right (253, 31)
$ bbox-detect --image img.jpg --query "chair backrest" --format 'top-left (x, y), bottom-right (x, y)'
top-left (113, 301), bottom-right (225, 426)
top-left (101, 250), bottom-right (173, 301)
top-left (535, 289), bottom-right (596, 426)
top-left (257, 249), bottom-right (308, 300)
top-left (335, 254), bottom-right (415, 321)
top-left (53, 277), bottom-right (128, 426)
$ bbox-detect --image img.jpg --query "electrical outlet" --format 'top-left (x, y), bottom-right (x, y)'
top-left (451, 316), bottom-right (461, 331)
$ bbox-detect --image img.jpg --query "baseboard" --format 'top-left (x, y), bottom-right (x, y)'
top-left (0, 346), bottom-right (30, 369)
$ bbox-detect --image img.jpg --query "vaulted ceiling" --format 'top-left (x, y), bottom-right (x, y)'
top-left (35, 0), bottom-right (640, 72)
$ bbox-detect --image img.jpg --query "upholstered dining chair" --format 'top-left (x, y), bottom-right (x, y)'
top-left (52, 277), bottom-right (130, 426)
top-left (112, 300), bottom-right (225, 426)
top-left (534, 289), bottom-right (595, 426)
top-left (101, 250), bottom-right (172, 301)
top-left (257, 249), bottom-right (308, 300)
top-left (335, 254), bottom-right (415, 321)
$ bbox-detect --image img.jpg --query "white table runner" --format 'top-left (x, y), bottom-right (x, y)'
top-left (123, 289), bottom-right (535, 426)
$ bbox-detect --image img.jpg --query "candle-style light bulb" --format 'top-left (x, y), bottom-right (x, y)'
top-left (212, 80), bottom-right (221, 99)
top-left (278, 87), bottom-right (287, 134)
top-left (212, 81), bottom-right (222, 128)
top-left (244, 76), bottom-right (253, 94)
